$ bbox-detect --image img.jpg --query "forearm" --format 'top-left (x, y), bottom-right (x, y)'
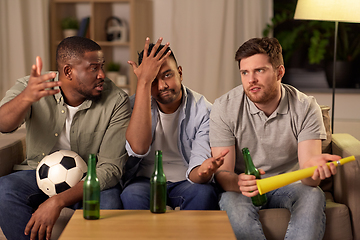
top-left (126, 82), bottom-right (153, 154)
top-left (188, 166), bottom-right (212, 184)
top-left (51, 181), bottom-right (84, 209)
top-left (215, 170), bottom-right (241, 192)
top-left (0, 92), bottom-right (32, 132)
top-left (301, 177), bottom-right (321, 187)
top-left (298, 140), bottom-right (329, 187)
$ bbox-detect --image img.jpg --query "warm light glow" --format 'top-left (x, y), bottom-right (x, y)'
top-left (294, 0), bottom-right (360, 23)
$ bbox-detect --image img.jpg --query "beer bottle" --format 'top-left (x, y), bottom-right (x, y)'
top-left (83, 154), bottom-right (100, 220)
top-left (242, 147), bottom-right (267, 207)
top-left (150, 150), bottom-right (167, 213)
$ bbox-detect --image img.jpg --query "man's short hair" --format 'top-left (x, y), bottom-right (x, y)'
top-left (235, 37), bottom-right (284, 69)
top-left (56, 36), bottom-right (101, 69)
top-left (138, 43), bottom-right (177, 66)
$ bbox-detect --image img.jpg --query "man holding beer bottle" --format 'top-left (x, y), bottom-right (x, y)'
top-left (210, 37), bottom-right (341, 240)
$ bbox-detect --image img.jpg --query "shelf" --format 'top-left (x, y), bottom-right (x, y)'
top-left (50, 0), bottom-right (153, 96)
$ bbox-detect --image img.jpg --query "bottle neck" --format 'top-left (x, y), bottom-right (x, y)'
top-left (242, 148), bottom-right (255, 170)
top-left (154, 150), bottom-right (164, 174)
top-left (87, 154), bottom-right (97, 175)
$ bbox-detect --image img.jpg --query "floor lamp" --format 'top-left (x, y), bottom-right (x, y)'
top-left (294, 0), bottom-right (360, 133)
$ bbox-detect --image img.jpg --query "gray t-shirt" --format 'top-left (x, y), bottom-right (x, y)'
top-left (210, 84), bottom-right (326, 178)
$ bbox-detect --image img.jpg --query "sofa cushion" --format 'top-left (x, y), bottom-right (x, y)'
top-left (0, 127), bottom-right (26, 177)
top-left (323, 192), bottom-right (353, 240)
top-left (259, 208), bottom-right (290, 239)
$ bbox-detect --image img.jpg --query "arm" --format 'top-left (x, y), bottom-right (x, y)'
top-left (189, 150), bottom-right (228, 183)
top-left (126, 37), bottom-right (171, 154)
top-left (212, 146), bottom-right (264, 197)
top-left (212, 146), bottom-right (240, 192)
top-left (298, 139), bottom-right (341, 187)
top-left (96, 93), bottom-right (131, 190)
top-left (186, 101), bottom-right (222, 183)
top-left (24, 182), bottom-right (83, 240)
top-left (0, 57), bottom-right (60, 133)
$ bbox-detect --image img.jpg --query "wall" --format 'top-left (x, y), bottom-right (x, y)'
top-left (304, 91), bottom-right (360, 140)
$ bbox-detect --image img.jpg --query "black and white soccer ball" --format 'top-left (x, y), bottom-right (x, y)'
top-left (36, 150), bottom-right (87, 197)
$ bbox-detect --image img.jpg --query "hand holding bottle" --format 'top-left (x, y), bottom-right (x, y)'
top-left (241, 148), bottom-right (267, 207)
top-left (238, 169), bottom-right (265, 197)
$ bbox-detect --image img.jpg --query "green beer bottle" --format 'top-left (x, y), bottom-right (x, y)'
top-left (242, 148), bottom-right (267, 207)
top-left (150, 150), bottom-right (167, 213)
top-left (83, 154), bottom-right (100, 220)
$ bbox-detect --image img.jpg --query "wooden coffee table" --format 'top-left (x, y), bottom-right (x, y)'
top-left (58, 209), bottom-right (236, 240)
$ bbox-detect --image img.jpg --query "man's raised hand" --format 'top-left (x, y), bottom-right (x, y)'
top-left (22, 56), bottom-right (61, 103)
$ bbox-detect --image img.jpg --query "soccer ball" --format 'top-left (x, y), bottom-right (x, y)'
top-left (36, 150), bottom-right (88, 197)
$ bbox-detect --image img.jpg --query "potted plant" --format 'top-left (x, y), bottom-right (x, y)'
top-left (106, 62), bottom-right (120, 83)
top-left (61, 17), bottom-right (79, 38)
top-left (263, 2), bottom-right (334, 66)
top-left (263, 1), bottom-right (360, 88)
top-left (106, 62), bottom-right (127, 86)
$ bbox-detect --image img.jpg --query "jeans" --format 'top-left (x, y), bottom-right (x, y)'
top-left (120, 176), bottom-right (220, 210)
top-left (0, 170), bottom-right (122, 240)
top-left (219, 182), bottom-right (326, 240)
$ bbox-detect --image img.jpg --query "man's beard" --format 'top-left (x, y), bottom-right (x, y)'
top-left (78, 88), bottom-right (102, 102)
top-left (245, 84), bottom-right (278, 105)
top-left (87, 93), bottom-right (102, 102)
top-left (156, 89), bottom-right (178, 104)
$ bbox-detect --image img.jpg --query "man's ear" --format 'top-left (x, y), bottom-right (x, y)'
top-left (63, 65), bottom-right (72, 80)
top-left (178, 66), bottom-right (183, 81)
top-left (277, 65), bottom-right (285, 81)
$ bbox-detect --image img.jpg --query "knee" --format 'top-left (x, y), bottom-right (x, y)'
top-left (191, 184), bottom-right (217, 198)
top-left (300, 186), bottom-right (325, 203)
top-left (219, 192), bottom-right (249, 209)
top-left (292, 185), bottom-right (326, 211)
top-left (120, 188), bottom-right (134, 203)
top-left (219, 192), bottom-right (258, 224)
top-left (120, 184), bottom-right (150, 209)
top-left (0, 176), bottom-right (15, 198)
top-left (100, 185), bottom-right (122, 209)
top-left (120, 184), bottom-right (149, 204)
top-left (0, 176), bottom-right (21, 210)
top-left (309, 187), bottom-right (326, 205)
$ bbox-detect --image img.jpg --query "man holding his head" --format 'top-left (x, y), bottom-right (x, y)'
top-left (121, 37), bottom-right (228, 210)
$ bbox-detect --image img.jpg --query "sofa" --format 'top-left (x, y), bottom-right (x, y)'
top-left (0, 106), bottom-right (359, 240)
top-left (0, 127), bottom-right (75, 240)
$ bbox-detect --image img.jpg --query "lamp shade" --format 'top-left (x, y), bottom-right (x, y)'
top-left (294, 0), bottom-right (360, 23)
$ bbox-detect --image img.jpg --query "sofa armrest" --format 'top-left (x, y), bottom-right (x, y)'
top-left (0, 128), bottom-right (26, 177)
top-left (331, 133), bottom-right (360, 239)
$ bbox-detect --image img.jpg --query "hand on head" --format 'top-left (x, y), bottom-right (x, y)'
top-left (22, 56), bottom-right (61, 104)
top-left (128, 37), bottom-right (171, 85)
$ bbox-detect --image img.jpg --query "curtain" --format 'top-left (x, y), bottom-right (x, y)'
top-left (153, 0), bottom-right (273, 103)
top-left (0, 0), bottom-right (50, 99)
